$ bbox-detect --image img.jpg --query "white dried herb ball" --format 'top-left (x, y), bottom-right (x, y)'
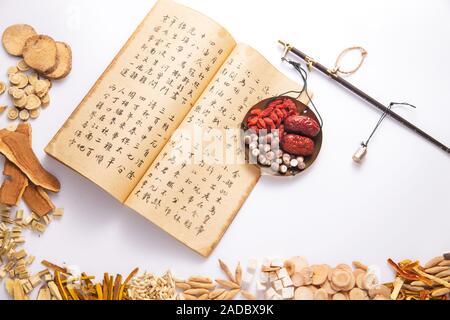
top-left (290, 159), bottom-right (299, 168)
top-left (279, 165), bottom-right (288, 174)
top-left (258, 155), bottom-right (267, 164)
top-left (251, 148), bottom-right (260, 157)
top-left (298, 161), bottom-right (306, 170)
top-left (266, 151), bottom-right (275, 160)
top-left (249, 142), bottom-right (258, 150)
top-left (297, 156), bottom-right (304, 163)
top-left (271, 162), bottom-right (280, 172)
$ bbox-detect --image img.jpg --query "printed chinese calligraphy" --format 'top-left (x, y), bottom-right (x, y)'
top-left (46, 0), bottom-right (235, 201)
top-left (126, 44), bottom-right (301, 256)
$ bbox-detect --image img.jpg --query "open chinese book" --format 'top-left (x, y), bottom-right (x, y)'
top-left (46, 0), bottom-right (307, 256)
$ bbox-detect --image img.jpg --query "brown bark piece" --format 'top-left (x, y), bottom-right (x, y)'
top-left (0, 162), bottom-right (28, 206)
top-left (23, 184), bottom-right (55, 217)
top-left (0, 123), bottom-right (32, 206)
top-left (0, 129), bottom-right (60, 192)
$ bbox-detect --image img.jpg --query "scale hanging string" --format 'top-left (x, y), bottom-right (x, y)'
top-left (363, 102), bottom-right (417, 148)
top-left (352, 102), bottom-right (417, 162)
top-left (281, 57), bottom-right (324, 128)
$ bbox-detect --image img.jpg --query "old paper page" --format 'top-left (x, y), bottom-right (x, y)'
top-left (126, 44), bottom-right (304, 256)
top-left (45, 0), bottom-right (236, 201)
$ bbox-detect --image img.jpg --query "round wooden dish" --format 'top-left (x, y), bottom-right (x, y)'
top-left (241, 96), bottom-right (323, 177)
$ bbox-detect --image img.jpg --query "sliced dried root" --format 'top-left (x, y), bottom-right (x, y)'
top-left (23, 35), bottom-right (58, 74)
top-left (2, 24), bottom-right (37, 56)
top-left (311, 264), bottom-right (329, 286)
top-left (45, 42), bottom-right (72, 80)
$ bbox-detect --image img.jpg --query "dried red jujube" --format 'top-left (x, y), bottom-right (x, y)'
top-left (281, 134), bottom-right (315, 156)
top-left (284, 115), bottom-right (320, 137)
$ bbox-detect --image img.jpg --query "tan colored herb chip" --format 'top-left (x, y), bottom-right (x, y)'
top-left (17, 60), bottom-right (30, 72)
top-left (7, 66), bottom-right (18, 76)
top-left (16, 73), bottom-right (29, 88)
top-left (7, 108), bottom-right (19, 120)
top-left (41, 94), bottom-right (50, 107)
top-left (34, 80), bottom-right (48, 95)
top-left (29, 108), bottom-right (41, 119)
top-left (13, 96), bottom-right (27, 108)
top-left (28, 73), bottom-right (38, 86)
top-left (19, 109), bottom-right (30, 121)
top-left (25, 94), bottom-right (41, 110)
top-left (0, 81), bottom-right (5, 95)
top-left (12, 88), bottom-right (24, 100)
top-left (24, 85), bottom-right (35, 95)
top-left (9, 73), bottom-right (21, 85)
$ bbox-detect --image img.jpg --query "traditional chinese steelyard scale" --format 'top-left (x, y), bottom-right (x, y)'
top-left (278, 40), bottom-right (450, 161)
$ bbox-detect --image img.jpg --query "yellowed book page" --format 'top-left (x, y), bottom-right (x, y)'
top-left (125, 43), bottom-right (305, 256)
top-left (45, 0), bottom-right (236, 202)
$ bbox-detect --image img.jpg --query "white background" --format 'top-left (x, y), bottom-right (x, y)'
top-left (0, 0), bottom-right (449, 299)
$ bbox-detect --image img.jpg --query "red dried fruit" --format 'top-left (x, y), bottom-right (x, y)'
top-left (281, 134), bottom-right (315, 156)
top-left (284, 115), bottom-right (320, 137)
top-left (268, 99), bottom-right (283, 108)
top-left (278, 124), bottom-right (285, 138)
top-left (269, 112), bottom-right (279, 123)
top-left (250, 108), bottom-right (262, 116)
top-left (275, 109), bottom-right (284, 119)
top-left (264, 117), bottom-right (275, 128)
top-left (257, 118), bottom-right (267, 129)
top-left (260, 106), bottom-right (274, 117)
top-left (247, 116), bottom-right (258, 126)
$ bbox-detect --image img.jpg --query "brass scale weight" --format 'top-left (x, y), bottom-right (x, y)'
top-left (278, 40), bottom-right (450, 161)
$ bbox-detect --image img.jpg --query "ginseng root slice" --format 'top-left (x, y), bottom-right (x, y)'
top-left (45, 42), bottom-right (72, 79)
top-left (2, 24), bottom-right (37, 56)
top-left (23, 35), bottom-right (58, 74)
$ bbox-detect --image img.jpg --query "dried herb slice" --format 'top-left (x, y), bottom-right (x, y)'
top-left (0, 161), bottom-right (28, 206)
top-left (22, 184), bottom-right (55, 216)
top-left (0, 129), bottom-right (60, 192)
